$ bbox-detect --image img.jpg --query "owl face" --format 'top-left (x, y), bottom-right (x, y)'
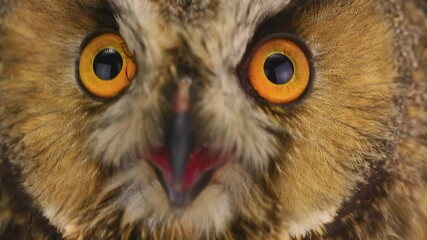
top-left (0, 0), bottom-right (399, 238)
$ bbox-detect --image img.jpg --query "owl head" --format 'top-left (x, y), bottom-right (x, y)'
top-left (0, 0), bottom-right (412, 239)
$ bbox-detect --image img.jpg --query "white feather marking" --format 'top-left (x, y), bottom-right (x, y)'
top-left (287, 210), bottom-right (337, 238)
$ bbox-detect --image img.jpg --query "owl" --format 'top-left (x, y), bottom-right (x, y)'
top-left (0, 0), bottom-right (426, 239)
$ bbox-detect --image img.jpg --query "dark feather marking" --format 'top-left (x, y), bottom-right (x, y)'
top-left (0, 157), bottom-right (62, 239)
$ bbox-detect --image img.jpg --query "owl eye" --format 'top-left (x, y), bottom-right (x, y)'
top-left (245, 36), bottom-right (312, 104)
top-left (78, 32), bottom-right (137, 99)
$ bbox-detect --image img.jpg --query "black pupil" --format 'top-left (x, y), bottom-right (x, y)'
top-left (263, 53), bottom-right (294, 85)
top-left (93, 48), bottom-right (123, 80)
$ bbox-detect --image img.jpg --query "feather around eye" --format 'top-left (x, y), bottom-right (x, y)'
top-left (242, 35), bottom-right (313, 105)
top-left (78, 32), bottom-right (137, 99)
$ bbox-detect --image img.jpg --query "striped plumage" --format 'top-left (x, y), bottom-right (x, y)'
top-left (0, 0), bottom-right (426, 239)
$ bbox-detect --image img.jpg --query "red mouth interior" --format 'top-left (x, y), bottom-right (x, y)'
top-left (148, 147), bottom-right (227, 191)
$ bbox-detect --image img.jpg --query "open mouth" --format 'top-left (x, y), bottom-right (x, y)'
top-left (145, 77), bottom-right (233, 209)
top-left (148, 146), bottom-right (229, 209)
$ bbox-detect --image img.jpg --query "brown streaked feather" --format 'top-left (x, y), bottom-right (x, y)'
top-left (0, 0), bottom-right (426, 239)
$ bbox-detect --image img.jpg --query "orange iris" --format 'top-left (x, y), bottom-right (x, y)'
top-left (247, 38), bottom-right (311, 104)
top-left (78, 32), bottom-right (137, 99)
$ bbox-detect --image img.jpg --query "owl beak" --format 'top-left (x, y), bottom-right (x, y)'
top-left (166, 78), bottom-right (195, 187)
top-left (147, 78), bottom-right (227, 210)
